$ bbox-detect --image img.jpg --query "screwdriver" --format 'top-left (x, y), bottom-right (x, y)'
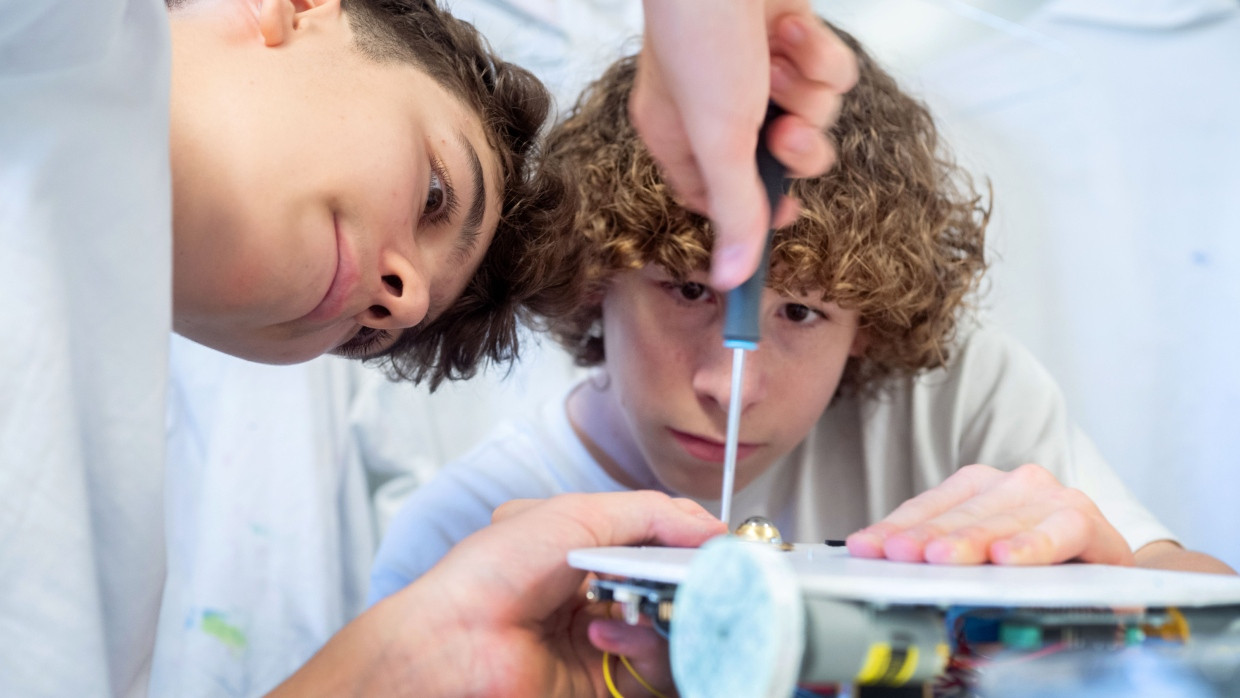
top-left (719, 104), bottom-right (787, 527)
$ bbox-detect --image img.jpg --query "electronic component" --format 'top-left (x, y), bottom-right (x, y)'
top-left (569, 538), bottom-right (1240, 697)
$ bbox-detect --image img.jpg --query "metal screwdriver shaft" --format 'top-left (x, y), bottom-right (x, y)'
top-left (719, 104), bottom-right (787, 527)
top-left (719, 347), bottom-right (747, 526)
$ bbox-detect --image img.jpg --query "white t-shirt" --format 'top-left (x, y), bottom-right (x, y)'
top-left (152, 338), bottom-right (420, 697)
top-left (369, 328), bottom-right (1176, 603)
top-left (0, 0), bottom-right (172, 695)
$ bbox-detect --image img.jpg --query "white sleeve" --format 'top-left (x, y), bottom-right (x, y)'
top-left (366, 422), bottom-right (567, 605)
top-left (345, 362), bottom-right (447, 541)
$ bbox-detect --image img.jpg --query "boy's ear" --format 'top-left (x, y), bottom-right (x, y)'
top-left (848, 327), bottom-right (869, 358)
top-left (258, 0), bottom-right (342, 48)
top-left (586, 286), bottom-right (608, 307)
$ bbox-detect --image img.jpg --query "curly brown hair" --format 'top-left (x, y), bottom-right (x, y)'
top-left (342, 0), bottom-right (581, 389)
top-left (542, 24), bottom-right (989, 391)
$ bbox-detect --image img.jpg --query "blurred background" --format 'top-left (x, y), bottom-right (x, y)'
top-left (153, 1), bottom-right (1240, 694)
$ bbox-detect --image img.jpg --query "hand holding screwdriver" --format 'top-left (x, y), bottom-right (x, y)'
top-left (632, 0), bottom-right (859, 290)
top-left (719, 104), bottom-right (787, 526)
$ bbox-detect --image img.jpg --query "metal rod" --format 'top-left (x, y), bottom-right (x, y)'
top-left (720, 346), bottom-right (747, 526)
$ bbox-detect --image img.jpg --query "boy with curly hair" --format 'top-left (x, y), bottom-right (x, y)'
top-left (371, 20), bottom-right (1229, 617)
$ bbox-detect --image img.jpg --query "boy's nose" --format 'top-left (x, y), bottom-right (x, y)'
top-left (692, 341), bottom-right (766, 416)
top-left (354, 251), bottom-right (429, 330)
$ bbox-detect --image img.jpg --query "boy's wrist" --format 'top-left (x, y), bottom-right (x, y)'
top-left (1135, 540), bottom-right (1237, 575)
top-left (268, 578), bottom-right (472, 698)
top-left (367, 579), bottom-right (478, 697)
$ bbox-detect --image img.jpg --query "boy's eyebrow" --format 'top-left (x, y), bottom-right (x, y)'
top-left (452, 129), bottom-right (487, 265)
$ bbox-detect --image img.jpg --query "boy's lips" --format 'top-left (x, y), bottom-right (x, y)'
top-left (304, 215), bottom-right (359, 324)
top-left (669, 428), bottom-right (758, 464)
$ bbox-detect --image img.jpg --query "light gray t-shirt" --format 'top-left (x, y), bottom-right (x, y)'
top-left (369, 329), bottom-right (1175, 603)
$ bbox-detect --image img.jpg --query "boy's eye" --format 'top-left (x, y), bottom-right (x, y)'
top-left (421, 156), bottom-right (457, 226)
top-left (782, 303), bottom-right (821, 324)
top-left (678, 282), bottom-right (709, 302)
top-left (656, 276), bottom-right (715, 306)
top-left (426, 168), bottom-right (446, 217)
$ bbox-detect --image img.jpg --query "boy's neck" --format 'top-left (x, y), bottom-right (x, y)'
top-left (565, 375), bottom-right (662, 492)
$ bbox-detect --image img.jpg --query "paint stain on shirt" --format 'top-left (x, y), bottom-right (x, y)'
top-left (201, 610), bottom-right (247, 650)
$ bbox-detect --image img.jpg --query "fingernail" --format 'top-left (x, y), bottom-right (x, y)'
top-left (882, 536), bottom-right (924, 563)
top-left (996, 540), bottom-right (1028, 564)
top-left (930, 537), bottom-right (967, 564)
top-left (843, 533), bottom-right (879, 558)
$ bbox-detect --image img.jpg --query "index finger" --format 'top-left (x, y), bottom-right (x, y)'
top-left (531, 491), bottom-right (725, 550)
top-left (499, 493), bottom-right (725, 612)
top-left (427, 492), bottom-right (726, 625)
top-left (770, 13), bottom-right (859, 99)
top-left (493, 493), bottom-right (725, 551)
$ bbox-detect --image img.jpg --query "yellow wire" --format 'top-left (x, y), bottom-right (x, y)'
top-left (600, 651), bottom-right (672, 698)
top-left (602, 651), bottom-right (624, 698)
top-left (620, 655), bottom-right (671, 698)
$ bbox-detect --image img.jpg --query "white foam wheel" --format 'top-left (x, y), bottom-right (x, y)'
top-left (670, 537), bottom-right (805, 698)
